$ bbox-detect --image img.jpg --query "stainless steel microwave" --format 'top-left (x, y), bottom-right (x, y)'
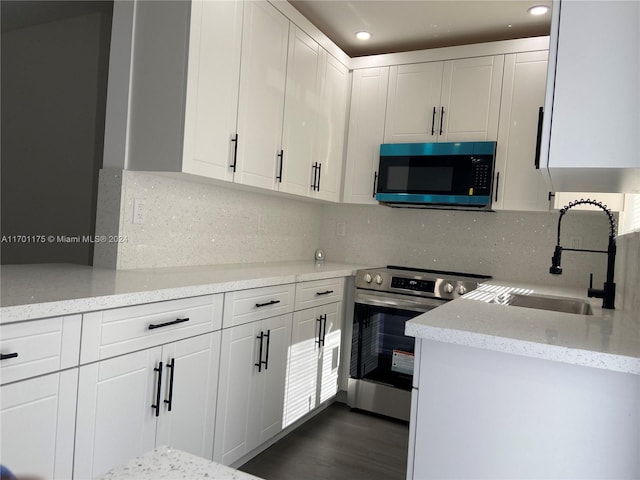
top-left (375, 141), bottom-right (496, 209)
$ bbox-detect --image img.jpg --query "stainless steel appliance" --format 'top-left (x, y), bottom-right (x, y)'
top-left (375, 141), bottom-right (496, 209)
top-left (348, 266), bottom-right (490, 421)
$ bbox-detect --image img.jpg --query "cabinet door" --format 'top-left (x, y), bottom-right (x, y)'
top-left (0, 370), bottom-right (77, 480)
top-left (280, 26), bottom-right (321, 197)
top-left (542, 1), bottom-right (640, 192)
top-left (384, 62), bottom-right (444, 143)
top-left (182, 0), bottom-right (243, 181)
top-left (494, 51), bottom-right (551, 211)
top-left (317, 302), bottom-right (342, 405)
top-left (156, 332), bottom-right (221, 460)
top-left (255, 313), bottom-right (292, 445)
top-left (75, 348), bottom-right (161, 479)
top-left (439, 55), bottom-right (503, 142)
top-left (235, 0), bottom-right (289, 191)
top-left (213, 321), bottom-right (258, 465)
top-left (284, 307), bottom-right (320, 427)
top-left (315, 52), bottom-right (350, 202)
top-left (343, 67), bottom-right (389, 204)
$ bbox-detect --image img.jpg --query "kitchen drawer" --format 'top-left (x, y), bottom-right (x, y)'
top-left (0, 315), bottom-right (81, 385)
top-left (80, 294), bottom-right (222, 364)
top-left (223, 283), bottom-right (295, 328)
top-left (295, 277), bottom-right (345, 311)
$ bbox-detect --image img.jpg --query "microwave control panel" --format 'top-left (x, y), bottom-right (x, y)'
top-left (471, 157), bottom-right (493, 194)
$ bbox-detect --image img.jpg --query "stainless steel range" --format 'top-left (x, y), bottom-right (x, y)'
top-left (347, 266), bottom-right (490, 421)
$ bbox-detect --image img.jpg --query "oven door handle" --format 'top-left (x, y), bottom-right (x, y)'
top-left (355, 291), bottom-right (446, 313)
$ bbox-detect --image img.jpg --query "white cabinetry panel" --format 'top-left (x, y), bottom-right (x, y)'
top-left (343, 67), bottom-right (389, 204)
top-left (235, 0), bottom-right (289, 191)
top-left (0, 369), bottom-right (77, 480)
top-left (182, 0), bottom-right (243, 181)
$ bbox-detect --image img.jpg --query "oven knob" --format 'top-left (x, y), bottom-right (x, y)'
top-left (374, 274), bottom-right (383, 285)
top-left (456, 285), bottom-right (467, 296)
top-left (363, 273), bottom-right (373, 283)
top-left (443, 283), bottom-right (454, 294)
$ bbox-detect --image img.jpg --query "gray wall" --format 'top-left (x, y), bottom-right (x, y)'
top-left (1, 3), bottom-right (112, 265)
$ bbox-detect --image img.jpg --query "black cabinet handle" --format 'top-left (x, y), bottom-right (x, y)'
top-left (264, 329), bottom-right (271, 370)
top-left (230, 134), bottom-right (238, 172)
top-left (534, 106), bottom-right (544, 169)
top-left (321, 314), bottom-right (327, 346)
top-left (439, 107), bottom-right (445, 135)
top-left (0, 352), bottom-right (18, 361)
top-left (164, 358), bottom-right (175, 412)
top-left (372, 172), bottom-right (378, 198)
top-left (148, 317), bottom-right (190, 330)
top-left (494, 171), bottom-right (500, 203)
top-left (311, 163), bottom-right (318, 190)
top-left (276, 150), bottom-right (284, 182)
top-left (315, 290), bottom-right (334, 296)
top-left (316, 163), bottom-right (322, 191)
top-left (152, 362), bottom-right (163, 417)
top-left (431, 106), bottom-right (436, 135)
top-left (255, 300), bottom-right (280, 308)
top-left (315, 316), bottom-right (323, 346)
top-left (255, 332), bottom-right (264, 372)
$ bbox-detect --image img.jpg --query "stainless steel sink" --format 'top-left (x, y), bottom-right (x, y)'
top-left (494, 293), bottom-right (594, 315)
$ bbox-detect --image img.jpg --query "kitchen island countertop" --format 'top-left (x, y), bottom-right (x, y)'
top-left (96, 446), bottom-right (262, 480)
top-left (0, 261), bottom-right (370, 323)
top-left (406, 280), bottom-right (640, 375)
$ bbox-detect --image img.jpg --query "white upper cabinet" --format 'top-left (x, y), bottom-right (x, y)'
top-left (384, 56), bottom-right (504, 143)
top-left (235, 0), bottom-right (289, 191)
top-left (280, 26), bottom-right (322, 197)
top-left (182, 0), bottom-right (243, 182)
top-left (312, 51), bottom-right (350, 202)
top-left (541, 0), bottom-right (640, 193)
top-left (343, 67), bottom-right (389, 204)
top-left (494, 51), bottom-right (552, 211)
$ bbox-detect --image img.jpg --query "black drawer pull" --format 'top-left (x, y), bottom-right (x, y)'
top-left (255, 300), bottom-right (280, 308)
top-left (315, 290), bottom-right (334, 296)
top-left (148, 317), bottom-right (190, 330)
top-left (1, 352), bottom-right (19, 361)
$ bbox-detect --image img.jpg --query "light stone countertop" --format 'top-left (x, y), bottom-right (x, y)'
top-left (405, 280), bottom-right (640, 375)
top-left (0, 261), bottom-right (370, 323)
top-left (96, 446), bottom-right (263, 480)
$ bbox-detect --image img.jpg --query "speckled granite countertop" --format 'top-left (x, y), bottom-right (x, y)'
top-left (0, 261), bottom-right (369, 323)
top-left (96, 446), bottom-right (262, 480)
top-left (406, 280), bottom-right (640, 375)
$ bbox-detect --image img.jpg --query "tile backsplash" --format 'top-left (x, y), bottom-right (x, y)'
top-left (94, 169), bottom-right (323, 269)
top-left (96, 169), bottom-right (626, 292)
top-left (318, 204), bottom-right (615, 288)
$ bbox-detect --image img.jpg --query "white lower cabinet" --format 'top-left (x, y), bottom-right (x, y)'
top-left (213, 313), bottom-right (292, 466)
top-left (284, 301), bottom-right (342, 428)
top-left (0, 369), bottom-right (78, 480)
top-left (74, 332), bottom-right (221, 479)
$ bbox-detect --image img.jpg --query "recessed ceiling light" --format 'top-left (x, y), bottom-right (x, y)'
top-left (527, 5), bottom-right (549, 16)
top-left (355, 31), bottom-right (371, 41)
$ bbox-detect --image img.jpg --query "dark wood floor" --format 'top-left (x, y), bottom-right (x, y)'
top-left (239, 402), bottom-right (409, 480)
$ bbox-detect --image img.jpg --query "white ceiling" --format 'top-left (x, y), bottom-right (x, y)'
top-left (289, 0), bottom-right (552, 57)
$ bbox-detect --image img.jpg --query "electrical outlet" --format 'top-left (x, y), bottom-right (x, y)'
top-left (133, 199), bottom-right (146, 224)
top-left (336, 221), bottom-right (346, 236)
top-left (569, 235), bottom-right (583, 249)
top-left (258, 214), bottom-right (266, 233)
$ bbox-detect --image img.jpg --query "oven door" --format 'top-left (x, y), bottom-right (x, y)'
top-left (350, 291), bottom-right (445, 391)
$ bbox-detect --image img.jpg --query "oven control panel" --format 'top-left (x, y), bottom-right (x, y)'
top-left (390, 277), bottom-right (435, 293)
top-left (355, 267), bottom-right (489, 300)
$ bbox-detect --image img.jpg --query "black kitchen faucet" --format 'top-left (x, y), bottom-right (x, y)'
top-left (549, 199), bottom-right (617, 309)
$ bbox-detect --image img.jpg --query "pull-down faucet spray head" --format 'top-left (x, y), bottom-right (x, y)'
top-left (549, 245), bottom-right (563, 275)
